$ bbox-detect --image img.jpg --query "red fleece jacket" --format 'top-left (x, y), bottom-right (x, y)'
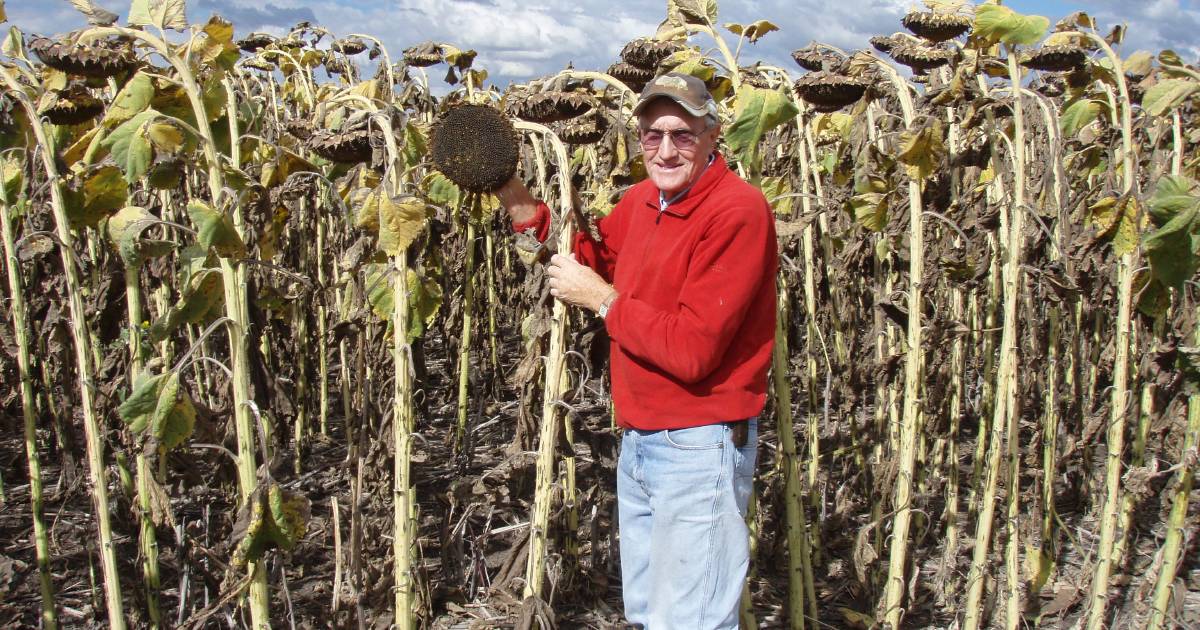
top-left (513, 154), bottom-right (778, 430)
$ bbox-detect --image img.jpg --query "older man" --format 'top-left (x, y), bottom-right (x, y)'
top-left (496, 72), bottom-right (777, 629)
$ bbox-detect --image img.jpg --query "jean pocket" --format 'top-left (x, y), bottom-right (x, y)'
top-left (663, 424), bottom-right (725, 450)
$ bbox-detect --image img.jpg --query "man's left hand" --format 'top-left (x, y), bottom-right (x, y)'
top-left (547, 253), bottom-right (614, 313)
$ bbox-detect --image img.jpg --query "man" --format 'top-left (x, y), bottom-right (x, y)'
top-left (495, 72), bottom-right (778, 629)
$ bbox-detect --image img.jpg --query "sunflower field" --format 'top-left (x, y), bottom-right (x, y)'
top-left (1, 0), bottom-right (1199, 628)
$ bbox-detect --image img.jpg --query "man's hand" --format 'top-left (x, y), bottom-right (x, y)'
top-left (547, 253), bottom-right (616, 313)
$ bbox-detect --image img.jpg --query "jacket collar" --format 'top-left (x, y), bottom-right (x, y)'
top-left (642, 153), bottom-right (729, 218)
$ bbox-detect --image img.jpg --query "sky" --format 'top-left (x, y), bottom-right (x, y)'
top-left (4, 0), bottom-right (1199, 89)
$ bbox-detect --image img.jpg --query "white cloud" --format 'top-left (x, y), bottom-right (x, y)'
top-left (5, 0), bottom-right (1196, 88)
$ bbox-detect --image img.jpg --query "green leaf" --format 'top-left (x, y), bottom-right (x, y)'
top-left (850, 192), bottom-right (889, 231)
top-left (1147, 175), bottom-right (1200, 226)
top-left (118, 372), bottom-right (167, 434)
top-left (1143, 79), bottom-right (1199, 118)
top-left (422, 171), bottom-right (462, 210)
top-left (897, 118), bottom-right (946, 181)
top-left (266, 482), bottom-right (310, 550)
top-left (401, 121), bottom-right (428, 170)
top-left (65, 165), bottom-right (128, 229)
top-left (973, 5), bottom-right (1049, 47)
top-left (725, 85), bottom-right (800, 176)
top-left (1088, 196), bottom-right (1140, 256)
top-left (195, 15), bottom-right (239, 69)
top-left (148, 269), bottom-right (223, 343)
top-left (407, 269), bottom-right (443, 342)
top-left (758, 176), bottom-right (793, 217)
top-left (377, 194), bottom-right (428, 255)
top-left (1143, 206), bottom-right (1200, 290)
top-left (2, 25), bottom-right (24, 59)
top-left (1, 154), bottom-right (21, 202)
top-left (146, 120), bottom-right (185, 154)
top-left (128, 0), bottom-right (187, 31)
top-left (1124, 51), bottom-right (1154, 77)
top-left (669, 0), bottom-right (717, 25)
top-left (104, 73), bottom-right (155, 128)
top-left (107, 205), bottom-right (174, 267)
top-left (187, 200), bottom-right (246, 259)
top-left (150, 372), bottom-right (195, 449)
top-left (102, 109), bottom-right (158, 183)
top-left (1059, 99), bottom-right (1103, 138)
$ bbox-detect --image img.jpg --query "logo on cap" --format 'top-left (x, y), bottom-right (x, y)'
top-left (655, 75), bottom-right (690, 91)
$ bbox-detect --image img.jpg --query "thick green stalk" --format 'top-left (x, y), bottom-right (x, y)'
top-left (455, 216), bottom-right (476, 449)
top-left (485, 228), bottom-right (500, 376)
top-left (124, 264), bottom-right (162, 630)
top-left (0, 67), bottom-right (127, 630)
top-left (965, 51), bottom-right (1029, 630)
top-left (874, 56), bottom-right (924, 630)
top-left (1147, 311), bottom-right (1200, 629)
top-left (1081, 31), bottom-right (1137, 629)
top-left (392, 250), bottom-right (417, 630)
top-left (773, 281), bottom-right (812, 630)
top-left (516, 120), bottom-right (573, 599)
top-left (1, 194), bottom-right (57, 629)
top-left (317, 215), bottom-right (330, 435)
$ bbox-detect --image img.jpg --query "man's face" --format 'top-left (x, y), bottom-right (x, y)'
top-left (638, 98), bottom-right (719, 197)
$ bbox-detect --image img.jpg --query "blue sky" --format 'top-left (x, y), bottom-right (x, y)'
top-left (4, 0), bottom-right (1198, 88)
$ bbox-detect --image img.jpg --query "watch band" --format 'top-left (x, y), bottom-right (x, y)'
top-left (598, 292), bottom-right (617, 319)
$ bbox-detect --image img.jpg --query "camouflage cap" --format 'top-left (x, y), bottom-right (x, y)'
top-left (631, 72), bottom-right (718, 120)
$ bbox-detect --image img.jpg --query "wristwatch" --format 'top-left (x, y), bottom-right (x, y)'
top-left (598, 292), bottom-right (617, 319)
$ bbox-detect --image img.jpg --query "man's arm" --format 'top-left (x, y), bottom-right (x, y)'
top-left (495, 176), bottom-right (540, 225)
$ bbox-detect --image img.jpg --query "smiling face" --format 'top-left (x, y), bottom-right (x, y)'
top-left (638, 98), bottom-right (719, 197)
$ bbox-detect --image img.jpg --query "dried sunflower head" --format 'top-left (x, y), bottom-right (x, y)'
top-left (404, 42), bottom-right (443, 67)
top-left (237, 33), bottom-right (277, 52)
top-left (889, 44), bottom-right (953, 71)
top-left (241, 58), bottom-right (276, 72)
top-left (308, 127), bottom-right (375, 164)
top-left (558, 114), bottom-right (609, 145)
top-left (1020, 45), bottom-right (1088, 73)
top-left (516, 91), bottom-right (599, 123)
top-left (793, 72), bottom-right (868, 112)
top-left (620, 38), bottom-right (682, 70)
top-left (38, 86), bottom-right (103, 125)
top-left (607, 62), bottom-right (654, 92)
top-left (30, 36), bottom-right (137, 79)
top-left (430, 104), bottom-right (520, 193)
top-left (285, 119), bottom-right (315, 141)
top-left (790, 45), bottom-right (837, 72)
top-left (870, 36), bottom-right (901, 54)
top-left (900, 11), bottom-right (973, 42)
top-left (333, 38), bottom-right (368, 56)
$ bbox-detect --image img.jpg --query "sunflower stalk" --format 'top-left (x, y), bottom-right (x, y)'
top-left (515, 120), bottom-right (574, 599)
top-left (1, 171), bottom-right (57, 629)
top-left (0, 65), bottom-right (127, 630)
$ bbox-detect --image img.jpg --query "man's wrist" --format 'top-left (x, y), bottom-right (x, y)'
top-left (598, 290), bottom-right (618, 319)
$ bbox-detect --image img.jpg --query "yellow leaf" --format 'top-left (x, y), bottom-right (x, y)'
top-left (377, 194), bottom-right (428, 255)
top-left (145, 121), bottom-right (185, 154)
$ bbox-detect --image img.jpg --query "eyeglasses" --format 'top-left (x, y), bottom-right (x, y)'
top-left (639, 126), bottom-right (707, 151)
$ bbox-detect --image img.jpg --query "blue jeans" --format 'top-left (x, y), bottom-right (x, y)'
top-left (617, 418), bottom-right (758, 629)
